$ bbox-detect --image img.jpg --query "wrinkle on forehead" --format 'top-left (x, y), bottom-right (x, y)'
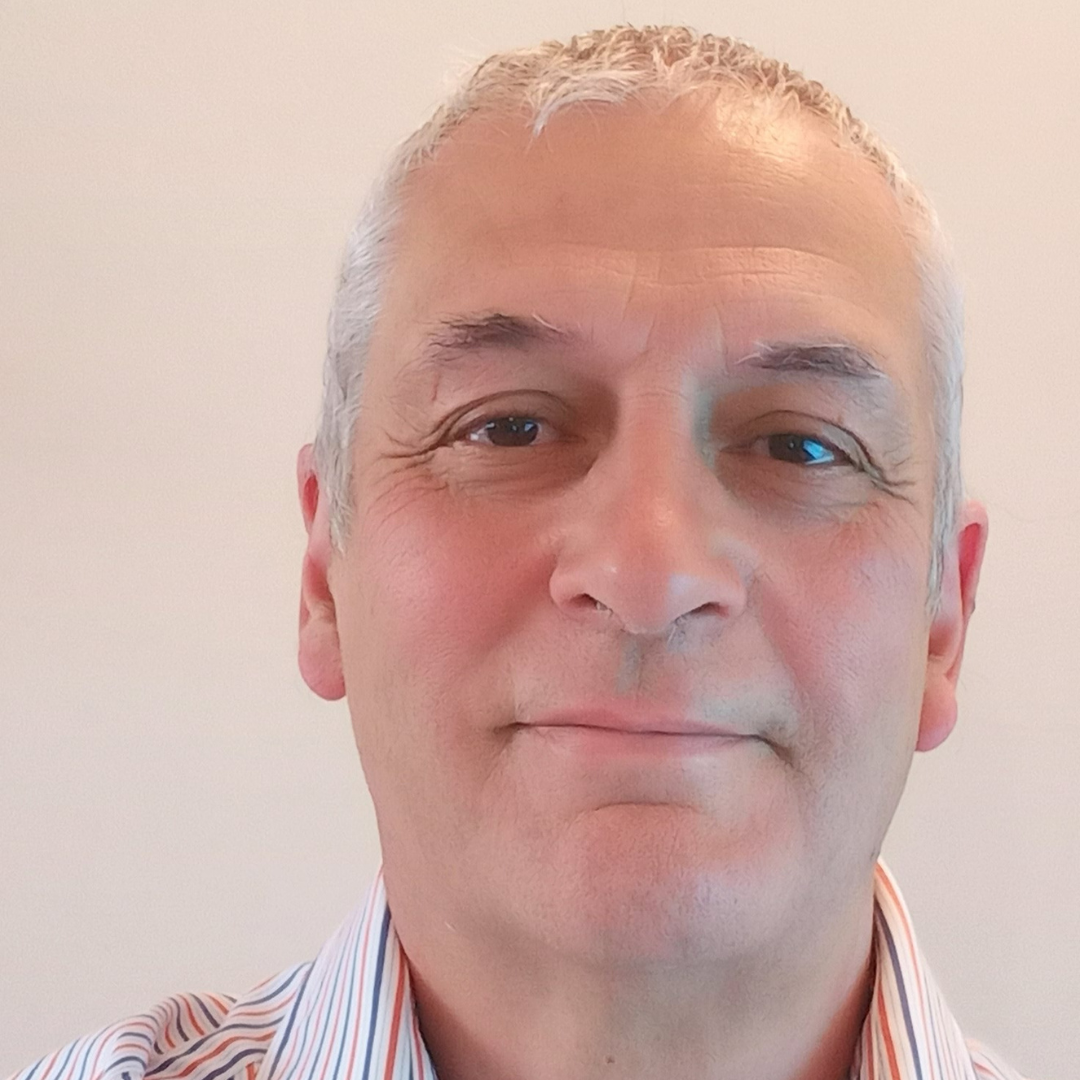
top-left (397, 95), bottom-right (917, 270)
top-left (367, 91), bottom-right (932, 443)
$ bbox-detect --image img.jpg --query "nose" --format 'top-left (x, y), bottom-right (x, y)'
top-left (548, 411), bottom-right (751, 639)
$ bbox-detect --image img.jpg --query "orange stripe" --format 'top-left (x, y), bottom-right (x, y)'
top-left (877, 867), bottom-right (934, 1079)
top-left (183, 996), bottom-right (207, 1039)
top-left (877, 869), bottom-right (926, 1000)
top-left (318, 908), bottom-right (377, 1080)
top-left (166, 1029), bottom-right (275, 1077)
top-left (203, 992), bottom-right (232, 1014)
top-left (411, 1001), bottom-right (426, 1079)
top-left (82, 1032), bottom-right (116, 1080)
top-left (315, 974), bottom-right (347, 1080)
top-left (876, 989), bottom-right (902, 1080)
top-left (865, 1018), bottom-right (877, 1080)
top-left (36, 1047), bottom-right (60, 1079)
top-left (285, 938), bottom-right (353, 1079)
top-left (342, 897), bottom-right (380, 1080)
top-left (123, 1017), bottom-right (157, 1034)
top-left (231, 999), bottom-right (295, 1019)
top-left (380, 960), bottom-right (408, 1080)
top-left (280, 960), bottom-right (332, 1079)
top-left (877, 871), bottom-right (913, 957)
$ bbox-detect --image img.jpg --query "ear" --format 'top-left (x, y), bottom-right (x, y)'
top-left (916, 499), bottom-right (989, 751)
top-left (297, 443), bottom-right (346, 701)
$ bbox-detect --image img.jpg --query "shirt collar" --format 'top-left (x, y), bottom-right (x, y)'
top-left (257, 862), bottom-right (977, 1080)
top-left (852, 862), bottom-right (978, 1080)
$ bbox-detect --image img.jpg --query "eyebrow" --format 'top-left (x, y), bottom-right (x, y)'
top-left (417, 312), bottom-right (567, 365)
top-left (735, 341), bottom-right (890, 382)
top-left (411, 311), bottom-right (897, 399)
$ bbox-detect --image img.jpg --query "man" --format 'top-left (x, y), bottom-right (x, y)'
top-left (9, 24), bottom-right (1029, 1080)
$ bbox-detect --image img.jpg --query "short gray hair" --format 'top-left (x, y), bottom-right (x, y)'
top-left (314, 24), bottom-right (964, 614)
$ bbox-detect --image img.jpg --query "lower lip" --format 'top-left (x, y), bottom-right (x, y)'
top-left (526, 725), bottom-right (754, 757)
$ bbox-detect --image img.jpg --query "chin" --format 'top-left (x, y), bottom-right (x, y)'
top-left (512, 803), bottom-right (805, 965)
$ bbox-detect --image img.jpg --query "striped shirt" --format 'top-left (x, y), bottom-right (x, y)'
top-left (7, 862), bottom-right (1029, 1080)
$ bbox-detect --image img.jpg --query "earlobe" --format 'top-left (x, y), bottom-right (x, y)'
top-left (297, 444), bottom-right (346, 701)
top-left (915, 684), bottom-right (957, 753)
top-left (916, 500), bottom-right (989, 752)
top-left (298, 598), bottom-right (346, 700)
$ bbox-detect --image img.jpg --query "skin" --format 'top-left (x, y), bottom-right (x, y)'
top-left (296, 90), bottom-right (988, 1080)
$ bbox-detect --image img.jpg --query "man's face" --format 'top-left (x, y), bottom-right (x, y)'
top-left (300, 92), bottom-right (981, 964)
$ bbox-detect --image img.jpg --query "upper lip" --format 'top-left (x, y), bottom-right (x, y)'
top-left (523, 704), bottom-right (750, 738)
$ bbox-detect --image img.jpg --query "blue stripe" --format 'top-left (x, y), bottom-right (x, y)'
top-left (244, 965), bottom-right (305, 1008)
top-left (192, 994), bottom-right (222, 1031)
top-left (877, 908), bottom-right (924, 1080)
top-left (925, 979), bottom-right (948, 1080)
top-left (264, 961), bottom-right (315, 1078)
top-left (328, 918), bottom-right (363, 1080)
top-left (145, 1021), bottom-right (286, 1075)
top-left (68, 1034), bottom-right (102, 1080)
top-left (292, 929), bottom-right (353, 1079)
top-left (360, 904), bottom-right (392, 1080)
top-left (105, 1056), bottom-right (148, 1073)
top-left (46, 1035), bottom-right (79, 1080)
top-left (198, 1045), bottom-right (267, 1080)
top-left (171, 997), bottom-right (188, 1044)
top-left (18, 1056), bottom-right (43, 1080)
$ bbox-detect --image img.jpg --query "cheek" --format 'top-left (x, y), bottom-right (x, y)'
top-left (356, 493), bottom-right (541, 668)
top-left (339, 477), bottom-right (548, 784)
top-left (759, 513), bottom-right (929, 757)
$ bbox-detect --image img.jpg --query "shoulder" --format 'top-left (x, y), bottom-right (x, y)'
top-left (4, 963), bottom-right (311, 1080)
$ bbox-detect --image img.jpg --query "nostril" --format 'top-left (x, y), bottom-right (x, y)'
top-left (584, 596), bottom-right (613, 618)
top-left (578, 596), bottom-right (613, 618)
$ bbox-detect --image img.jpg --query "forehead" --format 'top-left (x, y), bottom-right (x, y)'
top-left (371, 91), bottom-right (927, 399)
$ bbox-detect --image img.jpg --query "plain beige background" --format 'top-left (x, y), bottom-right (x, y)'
top-left (1, 1), bottom-right (1076, 1076)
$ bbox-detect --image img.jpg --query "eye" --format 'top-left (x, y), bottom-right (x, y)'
top-left (459, 414), bottom-right (550, 448)
top-left (751, 433), bottom-right (855, 467)
top-left (453, 413), bottom-right (858, 468)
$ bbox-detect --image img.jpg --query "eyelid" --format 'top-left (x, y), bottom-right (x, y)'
top-left (448, 403), bottom-right (875, 468)
top-left (743, 432), bottom-right (856, 467)
top-left (452, 408), bottom-right (560, 446)
top-left (729, 411), bottom-right (872, 462)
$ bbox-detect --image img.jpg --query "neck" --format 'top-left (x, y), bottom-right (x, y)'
top-left (395, 882), bottom-right (877, 1080)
